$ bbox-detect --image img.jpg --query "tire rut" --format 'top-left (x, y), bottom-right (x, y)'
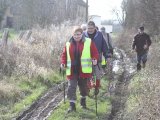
top-left (14, 82), bottom-right (67, 120)
top-left (108, 48), bottom-right (136, 120)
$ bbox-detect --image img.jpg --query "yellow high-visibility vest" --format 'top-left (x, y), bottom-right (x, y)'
top-left (66, 38), bottom-right (92, 75)
top-left (101, 56), bottom-right (107, 65)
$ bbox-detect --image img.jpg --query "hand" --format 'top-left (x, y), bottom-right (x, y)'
top-left (131, 49), bottom-right (136, 53)
top-left (106, 58), bottom-right (111, 66)
top-left (92, 59), bottom-right (97, 65)
top-left (144, 45), bottom-right (148, 49)
top-left (60, 64), bottom-right (66, 70)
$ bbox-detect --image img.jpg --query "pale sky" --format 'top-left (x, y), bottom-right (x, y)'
top-left (83, 0), bottom-right (123, 20)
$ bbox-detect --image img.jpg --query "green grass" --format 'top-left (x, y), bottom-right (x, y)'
top-left (0, 71), bottom-right (62, 120)
top-left (0, 86), bottom-right (47, 120)
top-left (13, 86), bottom-right (46, 112)
top-left (0, 28), bottom-right (18, 40)
top-left (48, 77), bottom-right (111, 120)
top-left (124, 73), bottom-right (144, 113)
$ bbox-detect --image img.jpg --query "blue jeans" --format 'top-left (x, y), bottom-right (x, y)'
top-left (137, 53), bottom-right (148, 64)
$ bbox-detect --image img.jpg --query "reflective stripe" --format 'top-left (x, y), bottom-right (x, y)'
top-left (67, 64), bottom-right (92, 68)
top-left (66, 64), bottom-right (71, 68)
top-left (67, 59), bottom-right (91, 63)
top-left (66, 42), bottom-right (71, 75)
top-left (81, 59), bottom-right (92, 62)
top-left (67, 61), bottom-right (71, 63)
top-left (81, 64), bottom-right (92, 67)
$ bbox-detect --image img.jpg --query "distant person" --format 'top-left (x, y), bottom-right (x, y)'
top-left (81, 24), bottom-right (87, 32)
top-left (61, 27), bottom-right (99, 113)
top-left (95, 26), bottom-right (99, 31)
top-left (100, 27), bottom-right (113, 74)
top-left (132, 26), bottom-right (152, 71)
top-left (100, 27), bottom-right (113, 55)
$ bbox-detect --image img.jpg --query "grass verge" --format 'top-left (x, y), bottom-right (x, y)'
top-left (0, 71), bottom-right (63, 120)
top-left (48, 77), bottom-right (112, 120)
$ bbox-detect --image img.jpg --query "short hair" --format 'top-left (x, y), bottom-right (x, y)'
top-left (73, 27), bottom-right (83, 34)
top-left (87, 21), bottom-right (96, 27)
top-left (139, 26), bottom-right (144, 31)
top-left (96, 26), bottom-right (99, 30)
top-left (100, 27), bottom-right (105, 31)
top-left (81, 24), bottom-right (87, 31)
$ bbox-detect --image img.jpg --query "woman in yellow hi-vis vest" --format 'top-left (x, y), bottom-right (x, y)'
top-left (61, 27), bottom-right (99, 113)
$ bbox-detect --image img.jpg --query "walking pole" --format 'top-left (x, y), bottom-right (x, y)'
top-left (62, 69), bottom-right (66, 104)
top-left (93, 65), bottom-right (98, 116)
top-left (60, 67), bottom-right (66, 104)
top-left (95, 88), bottom-right (98, 116)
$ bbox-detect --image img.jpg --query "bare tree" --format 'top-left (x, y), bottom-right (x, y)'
top-left (122, 0), bottom-right (160, 35)
top-left (4, 0), bottom-right (86, 30)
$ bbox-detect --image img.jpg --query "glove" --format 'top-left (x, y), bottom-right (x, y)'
top-left (144, 44), bottom-right (148, 50)
top-left (87, 79), bottom-right (95, 89)
top-left (60, 64), bottom-right (66, 70)
top-left (92, 59), bottom-right (97, 65)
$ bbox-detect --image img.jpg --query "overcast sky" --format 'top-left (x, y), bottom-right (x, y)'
top-left (83, 0), bottom-right (123, 20)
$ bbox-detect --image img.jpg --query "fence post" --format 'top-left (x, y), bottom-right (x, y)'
top-left (2, 29), bottom-right (9, 47)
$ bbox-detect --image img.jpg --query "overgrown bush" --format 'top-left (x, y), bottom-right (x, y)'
top-left (0, 24), bottom-right (73, 110)
top-left (0, 25), bottom-right (73, 78)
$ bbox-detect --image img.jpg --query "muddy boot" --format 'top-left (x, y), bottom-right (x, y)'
top-left (137, 63), bottom-right (141, 71)
top-left (67, 102), bottom-right (76, 113)
top-left (80, 97), bottom-right (87, 109)
top-left (142, 61), bottom-right (146, 68)
top-left (142, 63), bottom-right (146, 68)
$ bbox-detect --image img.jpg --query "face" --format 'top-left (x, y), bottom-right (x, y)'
top-left (73, 31), bottom-right (82, 42)
top-left (138, 29), bottom-right (144, 34)
top-left (87, 25), bottom-right (96, 34)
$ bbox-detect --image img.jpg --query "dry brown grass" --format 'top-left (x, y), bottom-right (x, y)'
top-left (0, 24), bottom-right (74, 107)
top-left (0, 80), bottom-right (22, 104)
top-left (0, 25), bottom-right (73, 77)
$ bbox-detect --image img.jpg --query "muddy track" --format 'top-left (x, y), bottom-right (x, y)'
top-left (108, 48), bottom-right (136, 120)
top-left (14, 82), bottom-right (67, 120)
top-left (14, 48), bottom-right (136, 120)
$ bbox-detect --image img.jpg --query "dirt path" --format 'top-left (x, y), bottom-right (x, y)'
top-left (14, 82), bottom-right (67, 120)
top-left (107, 48), bottom-right (136, 120)
top-left (14, 48), bottom-right (136, 120)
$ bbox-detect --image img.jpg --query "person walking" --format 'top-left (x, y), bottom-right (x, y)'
top-left (61, 27), bottom-right (99, 113)
top-left (100, 26), bottom-right (113, 73)
top-left (83, 21), bottom-right (111, 92)
top-left (132, 26), bottom-right (152, 71)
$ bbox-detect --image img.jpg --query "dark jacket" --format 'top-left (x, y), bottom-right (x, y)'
top-left (132, 32), bottom-right (151, 55)
top-left (84, 30), bottom-right (110, 62)
top-left (101, 32), bottom-right (113, 54)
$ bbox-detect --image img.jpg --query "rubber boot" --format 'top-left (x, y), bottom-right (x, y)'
top-left (95, 79), bottom-right (100, 95)
top-left (67, 102), bottom-right (76, 113)
top-left (137, 63), bottom-right (141, 71)
top-left (80, 97), bottom-right (87, 109)
top-left (142, 61), bottom-right (146, 68)
top-left (95, 80), bottom-right (101, 89)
